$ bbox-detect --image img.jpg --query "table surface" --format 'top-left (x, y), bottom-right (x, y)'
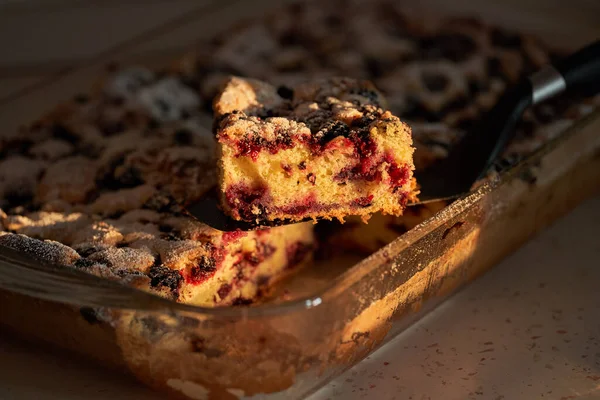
top-left (1, 2), bottom-right (599, 399)
top-left (1, 194), bottom-right (598, 400)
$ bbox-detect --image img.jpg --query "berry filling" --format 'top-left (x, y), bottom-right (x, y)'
top-left (351, 195), bottom-right (374, 208)
top-left (217, 283), bottom-right (233, 299)
top-left (234, 132), bottom-right (294, 161)
top-left (278, 192), bottom-right (318, 216)
top-left (237, 242), bottom-right (276, 268)
top-left (286, 242), bottom-right (314, 270)
top-left (221, 230), bottom-right (247, 245)
top-left (224, 183), bottom-right (269, 220)
top-left (385, 153), bottom-right (411, 189)
top-left (187, 255), bottom-right (217, 284)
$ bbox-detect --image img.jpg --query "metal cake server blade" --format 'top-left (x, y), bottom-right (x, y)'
top-left (416, 39), bottom-right (600, 204)
top-left (187, 40), bottom-right (600, 232)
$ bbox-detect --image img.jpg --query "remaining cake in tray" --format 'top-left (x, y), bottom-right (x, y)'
top-left (213, 76), bottom-right (418, 223)
top-left (178, 0), bottom-right (597, 171)
top-left (0, 66), bottom-right (315, 307)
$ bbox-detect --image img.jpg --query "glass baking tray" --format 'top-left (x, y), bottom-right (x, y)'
top-left (1, 1), bottom-right (600, 399)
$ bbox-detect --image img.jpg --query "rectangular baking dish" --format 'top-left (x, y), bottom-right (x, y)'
top-left (1, 1), bottom-right (600, 399)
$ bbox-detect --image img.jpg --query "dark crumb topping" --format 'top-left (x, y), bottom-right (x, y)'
top-left (143, 192), bottom-right (184, 214)
top-left (224, 184), bottom-right (269, 221)
top-left (235, 130), bottom-right (294, 161)
top-left (351, 195), bottom-right (374, 208)
top-left (188, 255), bottom-right (217, 284)
top-left (148, 263), bottom-right (183, 295)
top-left (96, 159), bottom-right (145, 192)
top-left (75, 244), bottom-right (106, 258)
top-left (216, 78), bottom-right (392, 163)
top-left (73, 258), bottom-right (100, 269)
top-left (313, 120), bottom-right (351, 148)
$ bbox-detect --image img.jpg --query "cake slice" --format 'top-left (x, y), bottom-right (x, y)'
top-left (213, 76), bottom-right (418, 223)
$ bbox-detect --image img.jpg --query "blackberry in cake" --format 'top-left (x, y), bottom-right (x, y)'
top-left (0, 66), bottom-right (315, 307)
top-left (213, 76), bottom-right (418, 223)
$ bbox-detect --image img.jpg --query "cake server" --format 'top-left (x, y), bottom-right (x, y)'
top-left (415, 39), bottom-right (600, 204)
top-left (188, 40), bottom-right (600, 231)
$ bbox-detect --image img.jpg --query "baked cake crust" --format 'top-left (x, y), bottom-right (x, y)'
top-left (214, 76), bottom-right (418, 224)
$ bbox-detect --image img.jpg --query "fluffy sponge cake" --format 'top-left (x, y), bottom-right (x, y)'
top-left (213, 76), bottom-right (418, 224)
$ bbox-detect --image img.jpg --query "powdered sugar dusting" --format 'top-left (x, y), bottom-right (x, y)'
top-left (88, 247), bottom-right (155, 272)
top-left (0, 233), bottom-right (80, 266)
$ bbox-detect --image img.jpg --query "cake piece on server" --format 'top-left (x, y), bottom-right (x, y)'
top-left (213, 76), bottom-right (419, 223)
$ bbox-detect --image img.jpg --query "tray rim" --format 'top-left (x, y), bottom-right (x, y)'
top-left (1, 108), bottom-right (599, 318)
